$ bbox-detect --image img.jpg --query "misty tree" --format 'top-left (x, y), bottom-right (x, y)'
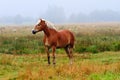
top-left (68, 10), bottom-right (120, 23)
top-left (14, 15), bottom-right (23, 24)
top-left (0, 15), bottom-right (35, 25)
top-left (42, 6), bottom-right (66, 23)
top-left (89, 10), bottom-right (120, 22)
top-left (68, 13), bottom-right (89, 23)
top-left (0, 9), bottom-right (120, 24)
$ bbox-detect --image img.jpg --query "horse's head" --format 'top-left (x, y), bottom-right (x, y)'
top-left (32, 19), bottom-right (46, 34)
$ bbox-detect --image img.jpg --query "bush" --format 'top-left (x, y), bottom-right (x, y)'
top-left (97, 42), bottom-right (111, 52)
top-left (111, 42), bottom-right (120, 51)
top-left (75, 46), bottom-right (86, 53)
top-left (86, 45), bottom-right (98, 53)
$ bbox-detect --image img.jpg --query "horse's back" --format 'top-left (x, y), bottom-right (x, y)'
top-left (58, 30), bottom-right (75, 48)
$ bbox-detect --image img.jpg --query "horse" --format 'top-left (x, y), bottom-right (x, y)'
top-left (32, 19), bottom-right (75, 65)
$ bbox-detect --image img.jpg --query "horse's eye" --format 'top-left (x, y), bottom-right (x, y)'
top-left (38, 24), bottom-right (40, 26)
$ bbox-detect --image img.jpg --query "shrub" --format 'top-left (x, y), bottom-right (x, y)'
top-left (86, 45), bottom-right (98, 53)
top-left (75, 46), bottom-right (86, 53)
top-left (111, 42), bottom-right (120, 51)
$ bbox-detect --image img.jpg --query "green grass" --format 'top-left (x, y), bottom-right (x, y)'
top-left (88, 72), bottom-right (120, 80)
top-left (1, 34), bottom-right (120, 54)
top-left (0, 52), bottom-right (120, 80)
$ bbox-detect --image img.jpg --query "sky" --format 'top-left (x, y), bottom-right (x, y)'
top-left (0, 0), bottom-right (120, 18)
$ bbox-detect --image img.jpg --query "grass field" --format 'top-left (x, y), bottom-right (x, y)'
top-left (0, 52), bottom-right (120, 80)
top-left (1, 22), bottom-right (120, 80)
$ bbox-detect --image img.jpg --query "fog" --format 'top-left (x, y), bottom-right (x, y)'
top-left (0, 0), bottom-right (120, 24)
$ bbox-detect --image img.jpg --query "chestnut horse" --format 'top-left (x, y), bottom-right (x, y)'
top-left (32, 19), bottom-right (75, 65)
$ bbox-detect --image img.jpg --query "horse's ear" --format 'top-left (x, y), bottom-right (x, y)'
top-left (40, 19), bottom-right (45, 24)
top-left (40, 19), bottom-right (42, 21)
top-left (42, 20), bottom-right (45, 23)
top-left (40, 19), bottom-right (45, 22)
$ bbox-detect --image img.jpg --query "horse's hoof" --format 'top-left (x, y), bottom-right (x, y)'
top-left (53, 63), bottom-right (56, 65)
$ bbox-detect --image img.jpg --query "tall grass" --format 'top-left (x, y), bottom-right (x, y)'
top-left (0, 36), bottom-right (44, 54)
top-left (75, 36), bottom-right (120, 53)
top-left (1, 23), bottom-right (120, 54)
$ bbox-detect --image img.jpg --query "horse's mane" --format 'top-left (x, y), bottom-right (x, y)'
top-left (40, 19), bottom-right (57, 30)
top-left (45, 20), bottom-right (57, 30)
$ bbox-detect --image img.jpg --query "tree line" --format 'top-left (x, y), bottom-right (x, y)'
top-left (0, 6), bottom-right (120, 24)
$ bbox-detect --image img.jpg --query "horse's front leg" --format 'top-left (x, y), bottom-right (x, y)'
top-left (52, 46), bottom-right (56, 65)
top-left (45, 47), bottom-right (50, 65)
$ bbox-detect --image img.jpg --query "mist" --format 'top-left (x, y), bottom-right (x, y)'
top-left (0, 0), bottom-right (120, 24)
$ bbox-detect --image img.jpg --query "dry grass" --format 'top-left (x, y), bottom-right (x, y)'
top-left (0, 52), bottom-right (120, 80)
top-left (14, 60), bottom-right (120, 80)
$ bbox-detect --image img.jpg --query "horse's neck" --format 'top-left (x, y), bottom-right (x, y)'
top-left (43, 27), bottom-right (57, 37)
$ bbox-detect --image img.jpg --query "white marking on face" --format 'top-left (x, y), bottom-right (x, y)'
top-left (36, 20), bottom-right (41, 25)
top-left (32, 29), bottom-right (34, 31)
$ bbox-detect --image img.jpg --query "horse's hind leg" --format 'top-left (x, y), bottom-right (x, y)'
top-left (65, 47), bottom-right (73, 64)
top-left (69, 48), bottom-right (73, 64)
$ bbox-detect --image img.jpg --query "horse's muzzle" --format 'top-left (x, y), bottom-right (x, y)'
top-left (32, 30), bottom-right (36, 34)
